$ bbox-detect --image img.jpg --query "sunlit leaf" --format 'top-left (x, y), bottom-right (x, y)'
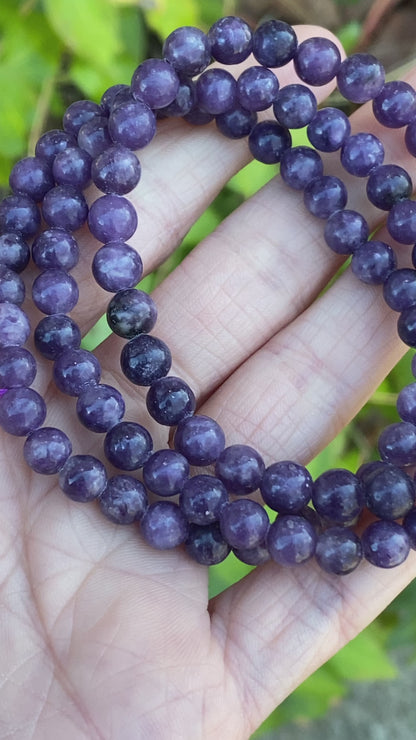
top-left (143, 0), bottom-right (199, 40)
top-left (329, 626), bottom-right (397, 681)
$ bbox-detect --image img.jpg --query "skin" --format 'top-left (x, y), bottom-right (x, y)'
top-left (1, 24), bottom-right (416, 740)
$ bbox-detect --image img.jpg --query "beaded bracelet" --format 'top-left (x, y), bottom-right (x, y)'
top-left (1, 15), bottom-right (416, 576)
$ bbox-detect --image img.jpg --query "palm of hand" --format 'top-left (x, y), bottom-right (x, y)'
top-left (1, 26), bottom-right (416, 740)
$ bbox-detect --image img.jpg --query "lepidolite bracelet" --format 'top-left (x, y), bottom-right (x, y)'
top-left (1, 15), bottom-right (416, 575)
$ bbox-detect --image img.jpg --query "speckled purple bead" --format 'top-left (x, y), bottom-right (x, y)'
top-left (340, 133), bottom-right (384, 177)
top-left (403, 508), bottom-right (416, 549)
top-left (248, 120), bottom-right (292, 164)
top-left (367, 164), bottom-right (412, 210)
top-left (0, 265), bottom-right (25, 305)
top-left (373, 81), bottom-right (416, 128)
top-left (0, 346), bottom-right (36, 388)
top-left (351, 240), bottom-right (396, 285)
top-left (35, 129), bottom-right (77, 165)
top-left (378, 421), bottom-right (416, 465)
top-left (362, 520), bottom-right (410, 568)
top-left (77, 116), bottom-right (113, 158)
top-left (405, 121), bottom-right (416, 157)
top-left (32, 228), bottom-right (79, 271)
top-left (315, 527), bottom-right (362, 575)
top-left (108, 100), bottom-right (156, 150)
top-left (208, 16), bottom-right (252, 64)
top-left (53, 347), bottom-right (101, 396)
top-left (163, 26), bottom-right (211, 76)
top-left (0, 387), bottom-right (46, 436)
top-left (280, 146), bottom-right (323, 190)
top-left (363, 463), bottom-right (415, 520)
top-left (233, 543), bottom-right (270, 566)
top-left (179, 474), bottom-right (228, 525)
top-left (183, 104), bottom-right (214, 126)
top-left (9, 156), bottom-right (54, 202)
top-left (215, 444), bottom-right (265, 495)
top-left (383, 269), bottom-right (416, 311)
top-left (98, 475), bottom-right (148, 524)
top-left (91, 146), bottom-right (141, 195)
top-left (106, 288), bottom-right (157, 339)
top-left (34, 314), bottom-right (81, 360)
top-left (303, 175), bottom-right (347, 219)
top-left (88, 195), bottom-right (137, 243)
top-left (63, 99), bottom-right (103, 136)
top-left (387, 200), bottom-right (416, 244)
top-left (0, 233), bottom-right (30, 273)
top-left (337, 53), bottom-right (385, 103)
top-left (24, 426), bottom-right (72, 474)
top-left (398, 306), bottom-right (416, 346)
top-left (324, 209), bottom-right (369, 255)
top-left (220, 498), bottom-right (269, 550)
top-left (146, 376), bottom-right (196, 426)
top-left (307, 107), bottom-right (350, 152)
top-left (273, 84), bottom-right (317, 129)
top-left (141, 501), bottom-right (189, 550)
top-left (196, 68), bottom-right (237, 115)
top-left (398, 383), bottom-right (416, 423)
top-left (121, 334), bottom-right (172, 386)
top-left (59, 454), bottom-right (107, 502)
top-left (174, 414), bottom-right (225, 466)
top-left (260, 460), bottom-right (313, 513)
top-left (185, 523), bottom-right (230, 565)
top-left (158, 78), bottom-right (196, 118)
top-left (143, 449), bottom-right (190, 497)
top-left (312, 468), bottom-right (364, 524)
top-left (42, 185), bottom-right (88, 232)
top-left (104, 421), bottom-right (153, 470)
top-left (0, 303), bottom-right (30, 347)
top-left (237, 66), bottom-right (279, 112)
top-left (267, 514), bottom-right (317, 566)
top-left (252, 19), bottom-right (297, 68)
top-left (101, 84), bottom-right (130, 114)
top-left (76, 383), bottom-right (125, 433)
top-left (131, 59), bottom-right (180, 109)
top-left (32, 268), bottom-right (79, 315)
top-left (294, 37), bottom-right (341, 86)
top-left (52, 147), bottom-right (92, 190)
top-left (0, 194), bottom-right (40, 237)
top-left (216, 105), bottom-right (257, 139)
top-left (92, 242), bottom-right (143, 292)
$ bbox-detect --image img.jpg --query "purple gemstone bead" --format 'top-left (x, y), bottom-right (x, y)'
top-left (141, 501), bottom-right (189, 550)
top-left (76, 383), bottom-right (125, 433)
top-left (88, 195), bottom-right (137, 243)
top-left (307, 107), bottom-right (350, 152)
top-left (32, 228), bottom-right (79, 271)
top-left (158, 78), bottom-right (196, 118)
top-left (111, 87), bottom-right (135, 111)
top-left (398, 306), bottom-right (416, 346)
top-left (42, 185), bottom-right (88, 232)
top-left (183, 104), bottom-right (214, 126)
top-left (356, 460), bottom-right (392, 483)
top-left (252, 19), bottom-right (297, 68)
top-left (233, 543), bottom-right (270, 566)
top-left (185, 523), bottom-right (230, 566)
top-left (216, 105), bottom-right (257, 139)
top-left (280, 146), bottom-right (323, 190)
top-left (273, 84), bottom-right (317, 129)
top-left (143, 449), bottom-right (189, 497)
top-left (146, 376), bottom-right (196, 426)
top-left (106, 288), bottom-right (157, 339)
top-left (403, 508), bottom-right (416, 549)
top-left (92, 242), bottom-right (143, 292)
top-left (315, 527), bottom-right (362, 575)
top-left (0, 265), bottom-right (25, 305)
top-left (352, 240), bottom-right (396, 285)
top-left (32, 268), bottom-right (79, 315)
top-left (373, 81), bottom-right (416, 128)
top-left (208, 16), bottom-right (252, 64)
top-left (303, 175), bottom-right (347, 219)
top-left (0, 346), bottom-right (36, 388)
top-left (174, 414), bottom-right (225, 466)
top-left (367, 164), bottom-right (412, 210)
top-left (34, 314), bottom-right (81, 360)
top-left (196, 69), bottom-right (237, 115)
top-left (378, 421), bottom-right (416, 465)
top-left (98, 475), bottom-right (148, 524)
top-left (215, 444), bottom-right (265, 495)
top-left (52, 147), bottom-right (92, 190)
top-left (364, 464), bottom-right (415, 520)
top-left (163, 26), bottom-right (211, 77)
top-left (0, 233), bottom-right (30, 273)
top-left (260, 460), bottom-right (313, 513)
top-left (220, 499), bottom-right (269, 550)
top-left (59, 454), bottom-right (107, 502)
top-left (91, 146), bottom-right (141, 195)
top-left (23, 426), bottom-right (72, 474)
top-left (237, 67), bottom-right (279, 112)
top-left (267, 514), bottom-right (317, 566)
top-left (104, 421), bottom-right (153, 470)
top-left (294, 37), bottom-right (341, 86)
top-left (131, 59), bottom-right (180, 109)
top-left (53, 347), bottom-right (101, 396)
top-left (101, 84), bottom-right (130, 114)
top-left (383, 269), bottom-right (416, 311)
top-left (387, 200), bottom-right (416, 244)
top-left (337, 53), bottom-right (385, 103)
top-left (0, 303), bottom-right (30, 347)
top-left (108, 101), bottom-right (156, 150)
top-left (405, 121), bottom-right (416, 157)
top-left (0, 194), bottom-right (40, 237)
top-left (120, 334), bottom-right (171, 386)
top-left (362, 520), bottom-right (410, 568)
top-left (9, 156), bottom-right (54, 202)
top-left (35, 129), bottom-right (77, 166)
top-left (179, 474), bottom-right (228, 525)
top-left (341, 133), bottom-right (385, 177)
top-left (324, 209), bottom-right (369, 255)
top-left (77, 116), bottom-right (112, 158)
top-left (312, 468), bottom-right (364, 524)
top-left (248, 120), bottom-right (291, 164)
top-left (0, 387), bottom-right (46, 436)
top-left (397, 382), bottom-right (416, 423)
top-left (63, 99), bottom-right (103, 136)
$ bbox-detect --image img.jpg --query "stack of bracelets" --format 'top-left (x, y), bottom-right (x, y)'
top-left (3, 15), bottom-right (416, 575)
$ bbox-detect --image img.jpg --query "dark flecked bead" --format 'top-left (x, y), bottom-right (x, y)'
top-left (34, 314), bottom-right (81, 360)
top-left (101, 84), bottom-right (130, 114)
top-left (273, 84), bottom-right (317, 129)
top-left (307, 107), bottom-right (350, 152)
top-left (131, 58), bottom-right (180, 109)
top-left (0, 194), bottom-right (40, 237)
top-left (397, 382), bottom-right (416, 423)
top-left (77, 116), bottom-right (112, 158)
top-left (42, 185), bottom-right (88, 232)
top-left (0, 387), bottom-right (46, 436)
top-left (146, 376), bottom-right (196, 426)
top-left (398, 306), bottom-right (416, 347)
top-left (141, 501), bottom-right (189, 550)
top-left (340, 133), bottom-right (384, 177)
top-left (0, 233), bottom-right (30, 274)
top-left (104, 421), bottom-right (153, 470)
top-left (98, 475), bottom-right (148, 524)
top-left (373, 81), bottom-right (416, 128)
top-left (405, 121), bottom-right (416, 157)
top-left (233, 543), bottom-right (270, 566)
top-left (179, 474), bottom-right (228, 525)
top-left (237, 66), bottom-right (279, 112)
top-left (216, 105), bottom-right (257, 139)
top-left (252, 19), bottom-right (297, 68)
top-left (143, 449), bottom-right (190, 497)
top-left (248, 120), bottom-right (291, 164)
top-left (215, 444), bottom-right (265, 495)
top-left (108, 101), bottom-right (156, 150)
top-left (260, 460), bottom-right (313, 513)
top-left (356, 460), bottom-right (392, 483)
top-left (163, 26), bottom-right (211, 77)
top-left (88, 195), bottom-right (137, 243)
top-left (59, 454), bottom-right (107, 502)
top-left (378, 421), bottom-right (416, 464)
top-left (183, 104), bottom-right (214, 126)
top-left (185, 522), bottom-right (230, 566)
top-left (280, 146), bottom-right (323, 190)
top-left (9, 156), bottom-right (54, 202)
top-left (92, 242), bottom-right (143, 292)
top-left (364, 464), bottom-right (415, 520)
top-left (303, 175), bottom-right (347, 219)
top-left (120, 334), bottom-right (171, 386)
top-left (383, 269), bottom-right (416, 311)
top-left (403, 508), bottom-right (416, 549)
top-left (63, 99), bottom-right (103, 136)
top-left (52, 147), bottom-right (92, 190)
top-left (91, 145), bottom-right (141, 196)
top-left (220, 498), bottom-right (269, 550)
top-left (351, 240), bottom-right (396, 285)
top-left (0, 346), bottom-right (36, 388)
top-left (76, 383), bottom-right (125, 433)
top-left (315, 527), bottom-right (362, 575)
top-left (387, 200), bottom-right (416, 244)
top-left (367, 164), bottom-right (412, 210)
top-left (174, 414), bottom-right (225, 466)
top-left (0, 265), bottom-right (25, 305)
top-left (32, 228), bottom-right (79, 271)
top-left (53, 347), bottom-right (101, 396)
top-left (157, 78), bottom-right (196, 118)
top-left (0, 303), bottom-right (30, 347)
top-left (267, 514), bottom-right (317, 566)
top-left (23, 426), bottom-right (72, 474)
top-left (294, 37), bottom-right (341, 86)
top-left (196, 68), bottom-right (237, 115)
top-left (35, 129), bottom-right (77, 166)
top-left (208, 16), bottom-right (252, 64)
top-left (111, 87), bottom-right (135, 111)
top-left (337, 53), bottom-right (385, 103)
top-left (106, 288), bottom-right (157, 339)
top-left (32, 268), bottom-right (79, 315)
top-left (324, 209), bottom-right (369, 255)
top-left (312, 468), bottom-right (364, 524)
top-left (362, 520), bottom-right (410, 568)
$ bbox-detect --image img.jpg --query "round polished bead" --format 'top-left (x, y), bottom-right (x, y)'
top-left (98, 475), bottom-right (148, 524)
top-left (183, 104), bottom-right (214, 126)
top-left (42, 185), bottom-right (88, 231)
top-left (267, 514), bottom-right (317, 566)
top-left (260, 460), bottom-right (313, 513)
top-left (35, 129), bottom-right (77, 165)
top-left (158, 78), bottom-right (196, 118)
top-left (111, 87), bottom-right (135, 111)
top-left (163, 26), bottom-right (211, 76)
top-left (403, 508), bottom-right (416, 549)
top-left (32, 228), bottom-right (79, 271)
top-left (357, 460), bottom-right (393, 484)
top-left (0, 346), bottom-right (36, 388)
top-left (397, 382), bottom-right (416, 423)
top-left (185, 523), bottom-right (230, 566)
top-left (337, 53), bottom-right (385, 103)
top-left (88, 195), bottom-right (137, 243)
top-left (237, 67), bottom-right (279, 112)
top-left (398, 306), bottom-right (416, 346)
top-left (174, 414), bottom-right (225, 466)
top-left (91, 146), bottom-right (141, 195)
top-left (364, 464), bottom-right (415, 520)
top-left (141, 501), bottom-right (189, 550)
top-left (108, 100), bottom-right (156, 150)
top-left (32, 269), bottom-right (79, 315)
top-left (104, 421), bottom-right (153, 470)
top-left (106, 288), bottom-right (157, 339)
top-left (0, 265), bottom-right (25, 304)
top-left (351, 240), bottom-right (396, 285)
top-left (294, 37), bottom-right (341, 86)
top-left (303, 175), bottom-right (347, 219)
top-left (233, 543), bottom-right (270, 566)
top-left (0, 194), bottom-right (40, 237)
top-left (34, 314), bottom-right (81, 360)
top-left (216, 105), bottom-right (257, 139)
top-left (280, 146), bottom-right (323, 190)
top-left (248, 120), bottom-right (291, 164)
top-left (383, 269), bottom-right (416, 311)
top-left (340, 133), bottom-right (384, 177)
top-left (208, 16), bottom-right (252, 64)
top-left (405, 121), bottom-right (416, 156)
top-left (312, 468), bottom-right (364, 524)
top-left (120, 334), bottom-right (171, 386)
top-left (219, 499), bottom-right (269, 550)
top-left (53, 347), bottom-right (101, 396)
top-left (315, 527), bottom-right (362, 575)
top-left (0, 303), bottom-right (30, 347)
top-left (77, 116), bottom-right (112, 158)
top-left (92, 242), bottom-right (143, 292)
top-left (378, 421), bottom-right (416, 464)
top-left (23, 426), bottom-right (72, 474)
top-left (362, 520), bottom-right (410, 568)
top-left (196, 69), bottom-right (237, 115)
top-left (131, 59), bottom-right (180, 109)
top-left (143, 449), bottom-right (189, 497)
top-left (179, 474), bottom-right (228, 525)
top-left (367, 164), bottom-right (412, 210)
top-left (76, 383), bottom-right (125, 433)
top-left (373, 81), bottom-right (416, 128)
top-left (0, 233), bottom-right (30, 273)
top-left (59, 454), bottom-right (107, 502)
top-left (52, 147), bottom-right (92, 190)
top-left (146, 376), bottom-right (196, 426)
top-left (306, 107), bottom-right (350, 152)
top-left (63, 99), bottom-right (102, 136)
top-left (215, 444), bottom-right (265, 495)
top-left (273, 84), bottom-right (317, 128)
top-left (0, 387), bottom-right (46, 436)
top-left (387, 200), bottom-right (416, 244)
top-left (324, 209), bottom-right (369, 255)
top-left (252, 19), bottom-right (297, 68)
top-left (9, 156), bottom-right (54, 202)
top-left (101, 84), bottom-right (130, 114)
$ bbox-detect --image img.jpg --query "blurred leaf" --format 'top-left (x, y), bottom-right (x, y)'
top-left (229, 159), bottom-right (276, 199)
top-left (329, 626), bottom-right (397, 681)
top-left (143, 0), bottom-right (199, 39)
top-left (337, 20), bottom-right (362, 53)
